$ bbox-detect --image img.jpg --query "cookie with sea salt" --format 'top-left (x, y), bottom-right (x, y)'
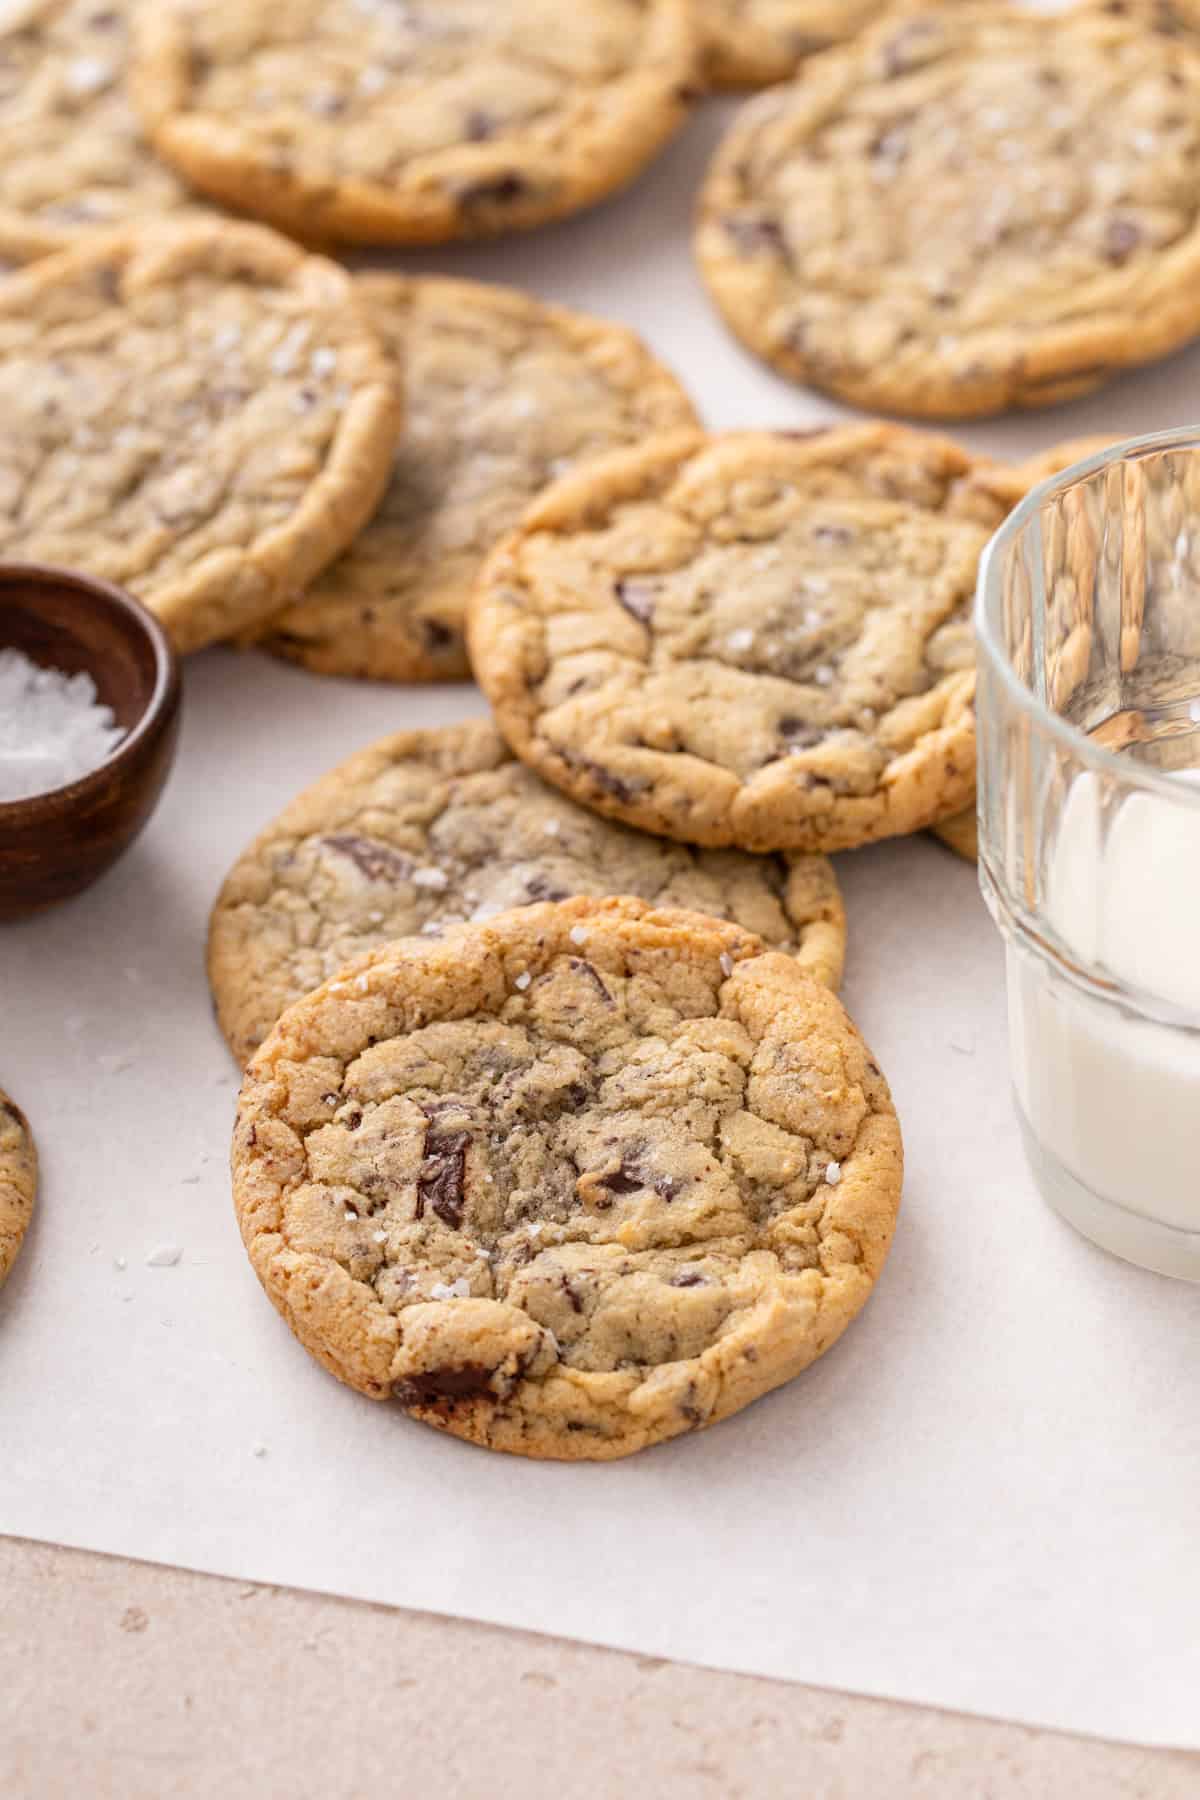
top-left (0, 1088), bottom-right (37, 1290)
top-left (209, 717), bottom-right (846, 1067)
top-left (468, 426), bottom-right (1011, 854)
top-left (253, 276), bottom-right (699, 683)
top-left (232, 896), bottom-right (902, 1459)
top-left (695, 3), bottom-right (1200, 417)
top-left (0, 0), bottom-right (207, 262)
top-left (131, 0), bottom-right (699, 247)
top-left (0, 220), bottom-right (401, 654)
top-left (697, 0), bottom-right (887, 89)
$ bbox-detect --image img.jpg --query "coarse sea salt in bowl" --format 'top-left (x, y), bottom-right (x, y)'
top-left (0, 565), bottom-right (181, 919)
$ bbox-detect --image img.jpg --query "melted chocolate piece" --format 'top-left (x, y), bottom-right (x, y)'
top-left (394, 1363), bottom-right (495, 1405)
top-left (580, 757), bottom-right (640, 807)
top-left (454, 173), bottom-right (528, 210)
top-left (568, 957), bottom-right (613, 1006)
top-left (602, 1162), bottom-right (645, 1198)
top-left (524, 873), bottom-right (570, 903)
top-left (416, 1128), bottom-right (470, 1229)
top-left (615, 576), bottom-right (657, 624)
top-left (323, 833), bottom-right (414, 884)
top-left (725, 214), bottom-right (785, 257)
top-left (778, 717), bottom-right (823, 746)
top-left (421, 618), bottom-right (456, 652)
top-left (1105, 217), bottom-right (1142, 264)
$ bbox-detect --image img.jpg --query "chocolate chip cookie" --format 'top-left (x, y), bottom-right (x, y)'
top-left (469, 426), bottom-right (1009, 853)
top-left (0, 220), bottom-right (401, 653)
top-left (209, 718), bottom-right (846, 1067)
top-left (0, 0), bottom-right (206, 261)
top-left (232, 896), bottom-right (902, 1459)
top-left (696, 3), bottom-right (1200, 417)
top-left (698, 0), bottom-right (887, 89)
top-left (0, 1088), bottom-right (36, 1290)
top-left (254, 276), bottom-right (699, 683)
top-left (131, 0), bottom-right (699, 247)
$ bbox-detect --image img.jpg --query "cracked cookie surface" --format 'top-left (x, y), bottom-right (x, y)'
top-left (209, 717), bottom-right (846, 1067)
top-left (696, 3), bottom-right (1200, 417)
top-left (0, 1088), bottom-right (37, 1290)
top-left (0, 0), bottom-right (206, 262)
top-left (132, 0), bottom-right (699, 246)
top-left (469, 426), bottom-right (1008, 853)
top-left (232, 896), bottom-right (901, 1459)
top-left (697, 0), bottom-right (887, 89)
top-left (254, 275), bottom-right (698, 683)
top-left (0, 220), bottom-right (401, 653)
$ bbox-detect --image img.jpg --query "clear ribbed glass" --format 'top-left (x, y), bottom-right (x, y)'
top-left (976, 428), bottom-right (1200, 1281)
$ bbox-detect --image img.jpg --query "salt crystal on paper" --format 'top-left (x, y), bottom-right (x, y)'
top-left (146, 1245), bottom-right (182, 1268)
top-left (0, 649), bottom-right (125, 802)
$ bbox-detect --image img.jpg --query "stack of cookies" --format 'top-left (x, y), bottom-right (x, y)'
top-left (5, 0), bottom-right (1197, 1453)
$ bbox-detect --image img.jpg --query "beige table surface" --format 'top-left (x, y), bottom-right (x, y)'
top-left (4, 1536), bottom-right (1198, 1798)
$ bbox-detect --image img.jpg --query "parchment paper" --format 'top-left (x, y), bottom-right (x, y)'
top-left (2, 107), bottom-right (1199, 1748)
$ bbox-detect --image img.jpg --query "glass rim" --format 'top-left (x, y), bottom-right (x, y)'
top-left (974, 422), bottom-right (1200, 814)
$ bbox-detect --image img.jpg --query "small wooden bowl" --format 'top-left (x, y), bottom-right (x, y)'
top-left (0, 565), bottom-right (181, 919)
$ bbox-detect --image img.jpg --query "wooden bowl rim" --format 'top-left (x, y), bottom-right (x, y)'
top-left (0, 562), bottom-right (180, 823)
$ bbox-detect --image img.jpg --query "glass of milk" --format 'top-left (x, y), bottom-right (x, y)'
top-left (977, 428), bottom-right (1200, 1281)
